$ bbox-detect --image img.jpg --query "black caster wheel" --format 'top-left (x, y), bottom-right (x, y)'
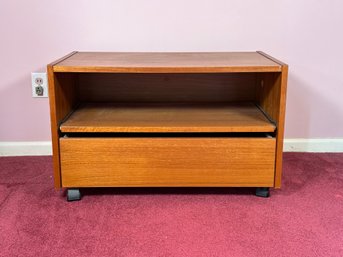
top-left (255, 187), bottom-right (270, 198)
top-left (67, 189), bottom-right (81, 202)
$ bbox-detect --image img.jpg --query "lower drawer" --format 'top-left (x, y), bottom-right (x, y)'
top-left (59, 137), bottom-right (276, 187)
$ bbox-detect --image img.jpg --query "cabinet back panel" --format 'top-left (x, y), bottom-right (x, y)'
top-left (78, 73), bottom-right (256, 103)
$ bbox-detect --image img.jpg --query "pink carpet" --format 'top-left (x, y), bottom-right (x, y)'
top-left (0, 153), bottom-right (342, 257)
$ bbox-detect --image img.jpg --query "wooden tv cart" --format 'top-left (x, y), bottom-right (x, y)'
top-left (48, 52), bottom-right (288, 201)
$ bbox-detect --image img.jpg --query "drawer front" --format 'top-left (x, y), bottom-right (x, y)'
top-left (60, 137), bottom-right (276, 187)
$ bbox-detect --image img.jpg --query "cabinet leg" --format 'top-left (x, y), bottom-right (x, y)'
top-left (255, 187), bottom-right (270, 198)
top-left (67, 189), bottom-right (81, 202)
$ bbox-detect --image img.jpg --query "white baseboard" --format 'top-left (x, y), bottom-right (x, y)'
top-left (0, 141), bottom-right (52, 156)
top-left (283, 138), bottom-right (343, 152)
top-left (0, 139), bottom-right (343, 156)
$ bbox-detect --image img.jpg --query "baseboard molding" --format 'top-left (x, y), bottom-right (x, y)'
top-left (283, 138), bottom-right (343, 152)
top-left (0, 141), bottom-right (52, 156)
top-left (0, 139), bottom-right (343, 156)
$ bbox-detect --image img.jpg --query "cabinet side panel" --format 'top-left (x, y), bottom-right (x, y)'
top-left (47, 66), bottom-right (61, 188)
top-left (78, 73), bottom-right (256, 103)
top-left (256, 68), bottom-right (288, 188)
top-left (257, 72), bottom-right (281, 122)
top-left (47, 70), bottom-right (78, 188)
top-left (274, 66), bottom-right (288, 188)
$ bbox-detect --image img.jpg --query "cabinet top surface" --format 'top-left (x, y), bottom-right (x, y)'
top-left (51, 52), bottom-right (284, 73)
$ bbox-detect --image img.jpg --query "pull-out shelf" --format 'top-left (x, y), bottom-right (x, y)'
top-left (60, 102), bottom-right (275, 133)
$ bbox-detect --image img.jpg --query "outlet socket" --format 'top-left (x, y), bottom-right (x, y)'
top-left (32, 72), bottom-right (48, 97)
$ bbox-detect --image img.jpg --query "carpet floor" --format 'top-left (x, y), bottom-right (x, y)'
top-left (0, 153), bottom-right (342, 257)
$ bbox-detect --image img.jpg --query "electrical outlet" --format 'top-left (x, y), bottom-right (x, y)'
top-left (32, 72), bottom-right (48, 97)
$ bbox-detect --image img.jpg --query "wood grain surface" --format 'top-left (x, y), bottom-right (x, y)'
top-left (47, 52), bottom-right (78, 188)
top-left (256, 51), bottom-right (288, 188)
top-left (60, 137), bottom-right (276, 187)
top-left (60, 102), bottom-right (276, 133)
top-left (53, 52), bottom-right (281, 73)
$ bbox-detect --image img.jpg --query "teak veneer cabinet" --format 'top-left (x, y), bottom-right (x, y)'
top-left (48, 52), bottom-right (288, 201)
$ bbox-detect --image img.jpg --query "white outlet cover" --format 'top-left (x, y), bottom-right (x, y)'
top-left (31, 72), bottom-right (48, 97)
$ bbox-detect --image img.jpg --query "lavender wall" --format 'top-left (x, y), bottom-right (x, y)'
top-left (0, 0), bottom-right (342, 141)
